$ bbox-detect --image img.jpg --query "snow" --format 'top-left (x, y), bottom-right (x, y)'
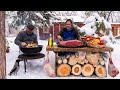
top-left (35, 13), bottom-right (47, 21)
top-left (103, 19), bottom-right (112, 29)
top-left (84, 16), bottom-right (96, 24)
top-left (84, 13), bottom-right (111, 30)
top-left (80, 27), bottom-right (95, 36)
top-left (51, 16), bottom-right (85, 22)
top-left (115, 34), bottom-right (120, 38)
top-left (19, 25), bottom-right (26, 31)
top-left (5, 12), bottom-right (120, 79)
top-left (50, 11), bottom-right (85, 23)
top-left (6, 37), bottom-right (120, 79)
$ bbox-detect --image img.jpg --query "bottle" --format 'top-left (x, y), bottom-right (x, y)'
top-left (48, 34), bottom-right (53, 48)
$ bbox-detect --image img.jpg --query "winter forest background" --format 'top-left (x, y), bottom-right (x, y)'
top-left (5, 11), bottom-right (120, 37)
top-left (5, 11), bottom-right (120, 79)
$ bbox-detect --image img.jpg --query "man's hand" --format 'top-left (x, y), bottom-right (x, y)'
top-left (57, 35), bottom-right (63, 41)
top-left (21, 42), bottom-right (27, 47)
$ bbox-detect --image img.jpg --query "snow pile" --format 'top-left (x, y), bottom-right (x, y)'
top-left (6, 37), bottom-right (19, 51)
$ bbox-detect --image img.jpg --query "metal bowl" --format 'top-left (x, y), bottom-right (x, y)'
top-left (20, 45), bottom-right (43, 54)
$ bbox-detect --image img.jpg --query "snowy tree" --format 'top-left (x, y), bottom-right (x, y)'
top-left (7, 11), bottom-right (60, 28)
top-left (74, 13), bottom-right (116, 59)
top-left (5, 11), bottom-right (61, 38)
top-left (85, 11), bottom-right (113, 22)
top-left (79, 13), bottom-right (115, 44)
top-left (84, 11), bottom-right (120, 23)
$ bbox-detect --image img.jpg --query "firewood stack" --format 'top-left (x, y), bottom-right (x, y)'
top-left (56, 52), bottom-right (107, 78)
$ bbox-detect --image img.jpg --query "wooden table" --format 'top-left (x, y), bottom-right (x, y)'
top-left (46, 45), bottom-right (113, 76)
top-left (46, 45), bottom-right (113, 62)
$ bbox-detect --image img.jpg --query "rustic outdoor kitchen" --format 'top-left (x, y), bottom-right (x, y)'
top-left (46, 35), bottom-right (116, 78)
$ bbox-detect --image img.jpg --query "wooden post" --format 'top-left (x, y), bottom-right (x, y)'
top-left (59, 23), bottom-right (61, 32)
top-left (36, 26), bottom-right (40, 39)
top-left (53, 24), bottom-right (54, 41)
top-left (0, 11), bottom-right (6, 79)
top-left (54, 51), bottom-right (58, 75)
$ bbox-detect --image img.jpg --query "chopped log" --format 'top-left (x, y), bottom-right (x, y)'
top-left (81, 64), bottom-right (94, 77)
top-left (80, 60), bottom-right (85, 65)
top-left (84, 59), bottom-right (88, 64)
top-left (98, 58), bottom-right (105, 66)
top-left (99, 60), bottom-right (105, 66)
top-left (58, 59), bottom-right (62, 64)
top-left (79, 51), bottom-right (86, 56)
top-left (93, 64), bottom-right (98, 68)
top-left (65, 55), bottom-right (70, 59)
top-left (63, 58), bottom-right (68, 64)
top-left (57, 57), bottom-right (63, 64)
top-left (72, 64), bottom-right (82, 76)
top-left (86, 52), bottom-right (99, 65)
top-left (75, 53), bottom-right (79, 58)
top-left (57, 64), bottom-right (71, 77)
top-left (75, 52), bottom-right (86, 64)
top-left (95, 65), bottom-right (106, 78)
top-left (68, 55), bottom-right (77, 66)
top-left (76, 56), bottom-right (85, 64)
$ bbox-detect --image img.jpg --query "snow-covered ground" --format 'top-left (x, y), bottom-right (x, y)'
top-left (6, 37), bottom-right (120, 79)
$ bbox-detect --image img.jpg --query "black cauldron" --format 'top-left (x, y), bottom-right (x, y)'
top-left (20, 45), bottom-right (43, 54)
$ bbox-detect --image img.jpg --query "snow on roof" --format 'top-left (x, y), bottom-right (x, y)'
top-left (111, 23), bottom-right (120, 24)
top-left (51, 16), bottom-right (85, 22)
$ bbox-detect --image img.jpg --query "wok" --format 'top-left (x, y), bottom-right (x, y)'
top-left (20, 45), bottom-right (43, 54)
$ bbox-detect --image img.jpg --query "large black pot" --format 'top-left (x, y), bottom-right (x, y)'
top-left (20, 45), bottom-right (43, 54)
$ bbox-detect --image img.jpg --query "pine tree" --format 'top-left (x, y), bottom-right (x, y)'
top-left (7, 11), bottom-right (59, 28)
top-left (96, 20), bottom-right (107, 36)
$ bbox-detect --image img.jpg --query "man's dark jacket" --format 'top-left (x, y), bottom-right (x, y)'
top-left (14, 31), bottom-right (38, 47)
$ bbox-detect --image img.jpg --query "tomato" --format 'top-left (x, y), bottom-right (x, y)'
top-left (90, 37), bottom-right (94, 40)
top-left (84, 35), bottom-right (95, 41)
top-left (96, 36), bottom-right (100, 40)
top-left (99, 40), bottom-right (105, 45)
top-left (86, 38), bottom-right (90, 41)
